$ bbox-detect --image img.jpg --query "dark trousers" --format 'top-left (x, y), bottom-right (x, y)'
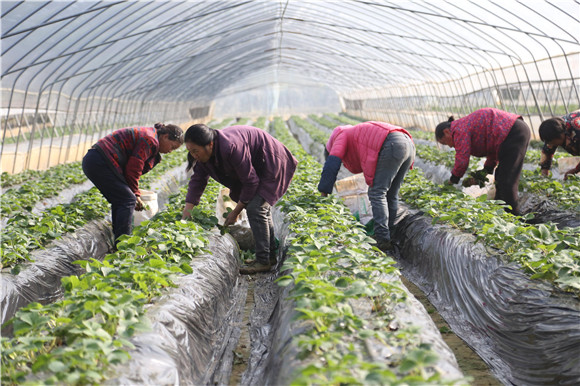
top-left (495, 118), bottom-right (531, 215)
top-left (82, 148), bottom-right (136, 243)
top-left (246, 195), bottom-right (276, 264)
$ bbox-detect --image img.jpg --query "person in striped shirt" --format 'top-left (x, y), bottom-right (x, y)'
top-left (435, 108), bottom-right (531, 215)
top-left (82, 123), bottom-right (183, 245)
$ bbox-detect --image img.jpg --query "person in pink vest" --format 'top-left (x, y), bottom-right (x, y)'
top-left (435, 108), bottom-right (531, 215)
top-left (318, 121), bottom-right (415, 253)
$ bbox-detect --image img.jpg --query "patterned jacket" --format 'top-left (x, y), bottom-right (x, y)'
top-left (449, 108), bottom-right (521, 180)
top-left (93, 127), bottom-right (160, 196)
top-left (539, 110), bottom-right (580, 170)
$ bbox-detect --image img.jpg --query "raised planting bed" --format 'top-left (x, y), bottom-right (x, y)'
top-left (393, 208), bottom-right (580, 385)
top-left (393, 169), bottom-right (580, 385)
top-left (0, 155), bottom-right (191, 335)
top-left (289, 116), bottom-right (580, 384)
top-left (96, 118), bottom-right (468, 385)
top-left (0, 181), bottom-right (220, 384)
top-left (266, 117), bottom-right (465, 384)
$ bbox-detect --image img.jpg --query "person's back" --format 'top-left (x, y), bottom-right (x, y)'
top-left (450, 108), bottom-right (519, 158)
top-left (326, 121), bottom-right (411, 186)
top-left (95, 127), bottom-right (158, 170)
top-left (218, 125), bottom-right (295, 178)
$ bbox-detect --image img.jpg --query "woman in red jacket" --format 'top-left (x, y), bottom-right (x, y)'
top-left (82, 123), bottom-right (183, 245)
top-left (318, 121), bottom-right (415, 253)
top-left (435, 108), bottom-right (531, 215)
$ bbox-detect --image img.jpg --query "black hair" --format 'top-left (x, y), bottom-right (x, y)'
top-left (154, 122), bottom-right (184, 144)
top-left (184, 123), bottom-right (217, 171)
top-left (539, 117), bottom-right (565, 142)
top-left (324, 147), bottom-right (329, 160)
top-left (435, 116), bottom-right (455, 140)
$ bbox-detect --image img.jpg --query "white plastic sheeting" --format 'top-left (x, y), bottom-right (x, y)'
top-left (2, 1), bottom-right (579, 173)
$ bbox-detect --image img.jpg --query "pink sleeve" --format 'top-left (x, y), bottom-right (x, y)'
top-left (329, 132), bottom-right (347, 159)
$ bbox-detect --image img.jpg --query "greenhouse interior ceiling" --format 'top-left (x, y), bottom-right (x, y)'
top-left (2, 3), bottom-right (580, 385)
top-left (1, 0), bottom-right (579, 173)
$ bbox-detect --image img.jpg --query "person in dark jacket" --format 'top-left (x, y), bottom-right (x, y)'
top-left (435, 108), bottom-right (531, 215)
top-left (82, 123), bottom-right (183, 245)
top-left (182, 123), bottom-right (297, 274)
top-left (539, 110), bottom-right (580, 180)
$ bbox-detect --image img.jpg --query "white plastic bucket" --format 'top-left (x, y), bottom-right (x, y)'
top-left (133, 190), bottom-right (159, 226)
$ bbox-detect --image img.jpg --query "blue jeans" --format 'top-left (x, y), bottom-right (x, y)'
top-left (367, 132), bottom-right (415, 241)
top-left (82, 148), bottom-right (136, 243)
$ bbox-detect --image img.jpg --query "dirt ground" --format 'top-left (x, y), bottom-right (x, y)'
top-left (229, 274), bottom-right (501, 386)
top-left (229, 278), bottom-right (255, 385)
top-left (399, 276), bottom-right (502, 386)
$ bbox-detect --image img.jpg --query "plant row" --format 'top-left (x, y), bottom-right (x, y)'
top-left (399, 169), bottom-right (580, 295)
top-left (1, 162), bottom-right (87, 218)
top-left (271, 117), bottom-right (458, 384)
top-left (0, 179), bottom-right (222, 384)
top-left (307, 114), bottom-right (340, 129)
top-left (290, 116), bottom-right (580, 297)
top-left (2, 169), bottom-right (44, 188)
top-left (412, 142), bottom-right (580, 213)
top-left (1, 147), bottom-right (189, 271)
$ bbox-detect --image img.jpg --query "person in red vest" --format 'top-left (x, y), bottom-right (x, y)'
top-left (82, 123), bottom-right (183, 245)
top-left (318, 121), bottom-right (415, 253)
top-left (435, 108), bottom-right (531, 215)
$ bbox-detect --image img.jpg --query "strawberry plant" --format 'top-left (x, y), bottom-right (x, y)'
top-left (519, 171), bottom-right (580, 213)
top-left (1, 148), bottom-right (189, 270)
top-left (1, 169), bottom-right (43, 188)
top-left (272, 117), bottom-right (459, 384)
top-left (1, 179), bottom-right (220, 384)
top-left (290, 115), bottom-right (330, 145)
top-left (400, 169), bottom-right (580, 295)
top-left (325, 113), bottom-right (363, 126)
top-left (1, 162), bottom-right (87, 218)
top-left (308, 114), bottom-right (339, 129)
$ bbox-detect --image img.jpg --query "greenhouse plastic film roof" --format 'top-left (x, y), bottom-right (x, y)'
top-left (1, 0), bottom-right (580, 172)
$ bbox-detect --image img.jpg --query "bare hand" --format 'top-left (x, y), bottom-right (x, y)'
top-left (223, 210), bottom-right (239, 226)
top-left (182, 203), bottom-right (195, 220)
top-left (540, 169), bottom-right (550, 177)
top-left (135, 197), bottom-right (145, 211)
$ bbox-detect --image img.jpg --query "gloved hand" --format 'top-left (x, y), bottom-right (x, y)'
top-left (462, 177), bottom-right (479, 187)
top-left (463, 169), bottom-right (489, 188)
top-left (564, 167), bottom-right (580, 181)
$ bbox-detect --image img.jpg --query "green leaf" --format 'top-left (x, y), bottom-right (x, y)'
top-left (47, 360), bottom-right (68, 373)
top-left (135, 246), bottom-right (148, 255)
top-left (276, 276), bottom-right (294, 287)
top-left (335, 277), bottom-right (350, 288)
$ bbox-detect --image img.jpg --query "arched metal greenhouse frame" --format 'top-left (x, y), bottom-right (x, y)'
top-left (1, 1), bottom-right (579, 172)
